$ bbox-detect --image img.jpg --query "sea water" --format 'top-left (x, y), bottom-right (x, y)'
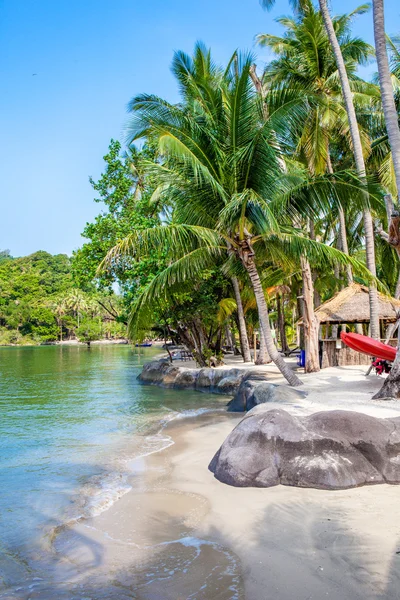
top-left (0, 345), bottom-right (229, 595)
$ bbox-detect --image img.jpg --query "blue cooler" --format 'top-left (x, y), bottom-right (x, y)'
top-left (297, 350), bottom-right (306, 367)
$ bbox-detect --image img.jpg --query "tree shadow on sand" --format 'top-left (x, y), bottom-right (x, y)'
top-left (202, 494), bottom-right (400, 600)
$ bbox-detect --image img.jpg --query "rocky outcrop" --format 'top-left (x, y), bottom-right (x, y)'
top-left (209, 407), bottom-right (400, 490)
top-left (174, 369), bottom-right (199, 388)
top-left (227, 378), bottom-right (307, 412)
top-left (138, 359), bottom-right (179, 385)
top-left (139, 360), bottom-right (305, 404)
top-left (138, 360), bottom-right (249, 394)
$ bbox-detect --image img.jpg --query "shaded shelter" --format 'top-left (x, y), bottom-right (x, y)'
top-left (298, 284), bottom-right (400, 367)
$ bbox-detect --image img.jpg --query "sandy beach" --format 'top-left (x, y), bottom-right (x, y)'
top-left (30, 364), bottom-right (400, 600)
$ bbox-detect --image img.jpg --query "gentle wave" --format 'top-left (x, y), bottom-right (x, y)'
top-left (52, 404), bottom-right (223, 527)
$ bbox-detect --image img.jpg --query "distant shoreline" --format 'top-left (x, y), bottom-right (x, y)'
top-left (0, 338), bottom-right (129, 348)
top-left (0, 339), bottom-right (165, 348)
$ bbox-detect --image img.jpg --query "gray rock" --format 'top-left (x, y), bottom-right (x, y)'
top-left (196, 368), bottom-right (214, 389)
top-left (227, 380), bottom-right (258, 411)
top-left (138, 360), bottom-right (176, 385)
top-left (139, 360), bottom-right (247, 392)
top-left (216, 370), bottom-right (245, 394)
top-left (174, 369), bottom-right (198, 388)
top-left (209, 408), bottom-right (400, 490)
top-left (162, 366), bottom-right (181, 386)
top-left (227, 379), bottom-right (307, 412)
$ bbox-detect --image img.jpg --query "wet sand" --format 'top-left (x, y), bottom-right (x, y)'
top-left (8, 366), bottom-right (400, 599)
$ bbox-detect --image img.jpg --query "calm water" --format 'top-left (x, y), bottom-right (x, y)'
top-left (0, 345), bottom-right (225, 593)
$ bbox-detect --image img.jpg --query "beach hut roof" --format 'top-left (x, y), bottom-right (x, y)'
top-left (300, 283), bottom-right (400, 324)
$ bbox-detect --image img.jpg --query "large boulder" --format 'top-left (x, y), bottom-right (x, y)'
top-left (138, 360), bottom-right (178, 385)
top-left (174, 368), bottom-right (198, 388)
top-left (209, 408), bottom-right (400, 490)
top-left (196, 368), bottom-right (232, 391)
top-left (227, 379), bottom-right (307, 412)
top-left (215, 370), bottom-right (245, 394)
top-left (196, 368), bottom-right (217, 390)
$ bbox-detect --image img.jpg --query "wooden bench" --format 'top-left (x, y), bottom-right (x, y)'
top-left (180, 350), bottom-right (193, 361)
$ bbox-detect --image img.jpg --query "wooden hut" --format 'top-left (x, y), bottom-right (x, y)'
top-left (299, 283), bottom-right (400, 368)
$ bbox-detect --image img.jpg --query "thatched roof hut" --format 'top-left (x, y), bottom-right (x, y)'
top-left (309, 283), bottom-right (400, 324)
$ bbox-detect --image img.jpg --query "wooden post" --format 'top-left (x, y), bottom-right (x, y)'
top-left (253, 331), bottom-right (257, 363)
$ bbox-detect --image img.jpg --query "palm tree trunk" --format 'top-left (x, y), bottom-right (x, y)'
top-left (372, 0), bottom-right (400, 396)
top-left (373, 0), bottom-right (400, 194)
top-left (337, 206), bottom-right (354, 285)
top-left (300, 257), bottom-right (320, 372)
top-left (231, 277), bottom-right (252, 362)
top-left (243, 257), bottom-right (302, 386)
top-left (327, 150), bottom-right (353, 284)
top-left (319, 0), bottom-right (380, 339)
top-left (225, 324), bottom-right (234, 352)
top-left (255, 327), bottom-right (271, 364)
top-left (277, 293), bottom-right (290, 355)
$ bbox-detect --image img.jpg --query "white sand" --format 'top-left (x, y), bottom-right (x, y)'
top-left (48, 366), bottom-right (400, 599)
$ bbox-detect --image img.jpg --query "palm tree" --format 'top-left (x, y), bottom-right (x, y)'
top-left (162, 43), bottom-right (253, 363)
top-left (65, 290), bottom-right (88, 328)
top-left (52, 297), bottom-right (67, 341)
top-left (257, 2), bottom-right (375, 281)
top-left (103, 47), bottom-right (375, 385)
top-left (317, 0), bottom-right (380, 339)
top-left (370, 2), bottom-right (400, 398)
top-left (372, 1), bottom-right (400, 194)
top-left (259, 0), bottom-right (381, 340)
top-left (257, 3), bottom-right (376, 369)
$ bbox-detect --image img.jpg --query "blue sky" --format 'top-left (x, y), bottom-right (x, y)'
top-left (1, 0), bottom-right (400, 258)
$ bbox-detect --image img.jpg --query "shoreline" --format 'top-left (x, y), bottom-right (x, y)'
top-left (5, 365), bottom-right (400, 599)
top-left (0, 338), bottom-right (131, 348)
top-left (61, 367), bottom-right (400, 599)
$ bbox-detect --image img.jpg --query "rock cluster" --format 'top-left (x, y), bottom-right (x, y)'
top-left (209, 407), bottom-right (400, 490)
top-left (138, 359), bottom-right (246, 394)
top-left (139, 359), bottom-right (307, 406)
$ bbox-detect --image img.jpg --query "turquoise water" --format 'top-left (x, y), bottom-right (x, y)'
top-left (0, 345), bottom-right (225, 594)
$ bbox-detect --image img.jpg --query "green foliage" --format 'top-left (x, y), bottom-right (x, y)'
top-left (0, 251), bottom-right (124, 345)
top-left (76, 319), bottom-right (103, 343)
top-left (72, 139), bottom-right (164, 305)
top-left (0, 252), bottom-right (72, 343)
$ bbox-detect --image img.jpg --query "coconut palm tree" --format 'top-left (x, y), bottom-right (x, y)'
top-left (65, 290), bottom-right (88, 328)
top-left (369, 3), bottom-right (400, 398)
top-left (161, 42), bottom-right (253, 363)
top-left (259, 0), bottom-right (381, 340)
top-left (230, 276), bottom-right (252, 361)
top-left (256, 3), bottom-right (377, 369)
top-left (52, 297), bottom-right (67, 341)
top-left (102, 48), bottom-right (376, 385)
top-left (372, 1), bottom-right (400, 195)
top-left (257, 2), bottom-right (375, 276)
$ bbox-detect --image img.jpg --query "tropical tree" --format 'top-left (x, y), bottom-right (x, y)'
top-left (372, 1), bottom-right (400, 195)
top-left (64, 290), bottom-right (88, 328)
top-left (102, 47), bottom-right (375, 384)
top-left (51, 297), bottom-right (67, 341)
top-left (256, 2), bottom-right (377, 369)
top-left (369, 2), bottom-right (400, 398)
top-left (257, 1), bottom-right (375, 274)
top-left (259, 0), bottom-right (381, 340)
